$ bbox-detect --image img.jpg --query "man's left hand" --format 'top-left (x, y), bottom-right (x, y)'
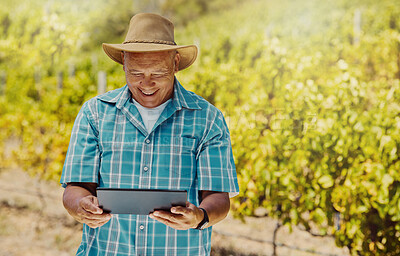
top-left (149, 201), bottom-right (204, 230)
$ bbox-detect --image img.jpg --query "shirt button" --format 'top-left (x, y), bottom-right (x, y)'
top-left (139, 225), bottom-right (144, 230)
top-left (143, 166), bottom-right (149, 172)
top-left (145, 139), bottom-right (150, 144)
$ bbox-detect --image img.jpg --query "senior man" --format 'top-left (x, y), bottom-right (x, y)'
top-left (61, 13), bottom-right (239, 255)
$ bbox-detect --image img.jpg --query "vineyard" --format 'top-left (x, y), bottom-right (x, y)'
top-left (1, 0), bottom-right (400, 255)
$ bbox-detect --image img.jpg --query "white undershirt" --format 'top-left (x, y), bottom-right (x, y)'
top-left (131, 98), bottom-right (171, 133)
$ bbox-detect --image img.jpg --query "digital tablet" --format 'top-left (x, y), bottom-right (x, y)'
top-left (96, 188), bottom-right (187, 215)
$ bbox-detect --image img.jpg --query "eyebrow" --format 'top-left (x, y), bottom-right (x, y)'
top-left (127, 69), bottom-right (143, 73)
top-left (128, 69), bottom-right (170, 73)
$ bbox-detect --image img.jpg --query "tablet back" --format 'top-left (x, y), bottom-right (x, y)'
top-left (97, 188), bottom-right (187, 215)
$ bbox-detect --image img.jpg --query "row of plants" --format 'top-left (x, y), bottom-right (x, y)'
top-left (0, 0), bottom-right (399, 254)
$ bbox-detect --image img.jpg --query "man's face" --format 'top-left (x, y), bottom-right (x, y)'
top-left (122, 51), bottom-right (180, 108)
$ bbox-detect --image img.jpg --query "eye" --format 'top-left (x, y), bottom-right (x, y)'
top-left (131, 72), bottom-right (144, 77)
top-left (152, 74), bottom-right (164, 79)
top-left (152, 72), bottom-right (169, 79)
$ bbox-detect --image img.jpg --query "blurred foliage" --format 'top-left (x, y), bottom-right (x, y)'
top-left (1, 0), bottom-right (400, 255)
top-left (161, 0), bottom-right (242, 26)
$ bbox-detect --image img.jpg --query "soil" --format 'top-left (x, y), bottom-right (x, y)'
top-left (0, 168), bottom-right (350, 256)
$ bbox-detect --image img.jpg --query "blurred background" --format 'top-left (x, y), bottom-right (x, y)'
top-left (0, 0), bottom-right (399, 255)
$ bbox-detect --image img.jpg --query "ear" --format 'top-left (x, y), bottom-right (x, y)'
top-left (174, 52), bottom-right (181, 73)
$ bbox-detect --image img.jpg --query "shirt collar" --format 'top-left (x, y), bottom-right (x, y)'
top-left (171, 78), bottom-right (202, 110)
top-left (97, 85), bottom-right (127, 108)
top-left (97, 78), bottom-right (202, 111)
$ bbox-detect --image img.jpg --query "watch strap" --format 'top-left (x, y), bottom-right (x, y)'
top-left (195, 207), bottom-right (209, 230)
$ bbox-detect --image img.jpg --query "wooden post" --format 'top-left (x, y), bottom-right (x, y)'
top-left (98, 71), bottom-right (107, 95)
top-left (34, 67), bottom-right (41, 85)
top-left (138, 0), bottom-right (159, 12)
top-left (68, 62), bottom-right (75, 78)
top-left (353, 9), bottom-right (361, 45)
top-left (133, 0), bottom-right (141, 10)
top-left (57, 71), bottom-right (63, 91)
top-left (334, 211), bottom-right (341, 231)
top-left (91, 53), bottom-right (98, 73)
top-left (0, 70), bottom-right (6, 95)
top-left (397, 41), bottom-right (400, 80)
top-left (265, 24), bottom-right (273, 39)
top-left (272, 221), bottom-right (282, 256)
top-left (44, 1), bottom-right (51, 15)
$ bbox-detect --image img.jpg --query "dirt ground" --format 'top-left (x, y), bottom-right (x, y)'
top-left (0, 168), bottom-right (350, 256)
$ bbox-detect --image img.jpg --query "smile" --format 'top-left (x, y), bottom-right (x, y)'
top-left (139, 88), bottom-right (158, 96)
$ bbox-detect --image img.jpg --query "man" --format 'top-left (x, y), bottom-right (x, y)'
top-left (61, 13), bottom-right (239, 255)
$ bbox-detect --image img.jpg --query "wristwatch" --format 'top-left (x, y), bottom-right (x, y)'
top-left (195, 208), bottom-right (209, 230)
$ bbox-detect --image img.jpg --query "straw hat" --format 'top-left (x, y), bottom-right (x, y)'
top-left (102, 13), bottom-right (198, 70)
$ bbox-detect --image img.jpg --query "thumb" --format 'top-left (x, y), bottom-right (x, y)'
top-left (81, 196), bottom-right (103, 214)
top-left (186, 201), bottom-right (198, 211)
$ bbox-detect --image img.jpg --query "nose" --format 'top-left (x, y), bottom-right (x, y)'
top-left (142, 72), bottom-right (154, 86)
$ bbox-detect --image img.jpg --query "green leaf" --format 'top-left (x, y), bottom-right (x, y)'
top-left (318, 175), bottom-right (334, 189)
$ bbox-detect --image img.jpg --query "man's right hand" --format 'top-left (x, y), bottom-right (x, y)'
top-left (74, 195), bottom-right (112, 228)
top-left (63, 183), bottom-right (111, 229)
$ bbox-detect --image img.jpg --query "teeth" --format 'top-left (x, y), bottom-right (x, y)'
top-left (140, 89), bottom-right (156, 96)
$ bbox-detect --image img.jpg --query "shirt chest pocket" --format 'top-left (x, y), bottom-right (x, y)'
top-left (155, 137), bottom-right (198, 190)
top-left (98, 141), bottom-right (140, 188)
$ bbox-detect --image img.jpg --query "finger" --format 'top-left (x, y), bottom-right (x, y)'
top-left (170, 201), bottom-right (194, 215)
top-left (171, 206), bottom-right (190, 215)
top-left (82, 215), bottom-right (112, 227)
top-left (172, 201), bottom-right (199, 216)
top-left (150, 213), bottom-right (175, 226)
top-left (84, 219), bottom-right (109, 225)
top-left (78, 206), bottom-right (110, 220)
top-left (86, 218), bottom-right (111, 229)
top-left (82, 213), bottom-right (111, 221)
top-left (149, 213), bottom-right (190, 230)
top-left (92, 196), bottom-right (100, 207)
top-left (152, 210), bottom-right (171, 219)
top-left (152, 211), bottom-right (180, 223)
top-left (186, 202), bottom-right (197, 210)
top-left (84, 215), bottom-right (111, 225)
top-left (81, 197), bottom-right (103, 214)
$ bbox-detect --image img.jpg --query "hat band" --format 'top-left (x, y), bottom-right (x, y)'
top-left (123, 39), bottom-right (177, 45)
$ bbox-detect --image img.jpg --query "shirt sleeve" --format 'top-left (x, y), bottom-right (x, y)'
top-left (196, 110), bottom-right (239, 198)
top-left (60, 102), bottom-right (100, 188)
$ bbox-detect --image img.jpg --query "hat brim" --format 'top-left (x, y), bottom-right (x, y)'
top-left (102, 43), bottom-right (198, 70)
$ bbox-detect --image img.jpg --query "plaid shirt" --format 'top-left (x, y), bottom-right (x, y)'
top-left (60, 79), bottom-right (239, 256)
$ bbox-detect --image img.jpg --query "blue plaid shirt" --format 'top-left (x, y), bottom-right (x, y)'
top-left (61, 79), bottom-right (239, 256)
